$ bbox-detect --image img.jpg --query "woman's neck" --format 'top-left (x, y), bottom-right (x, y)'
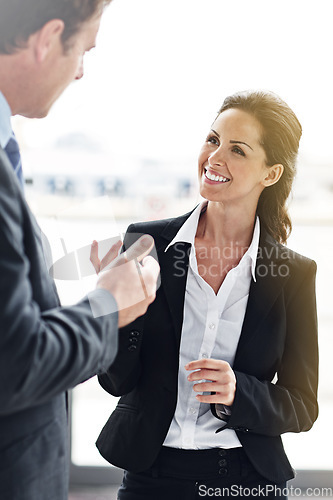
top-left (196, 201), bottom-right (257, 249)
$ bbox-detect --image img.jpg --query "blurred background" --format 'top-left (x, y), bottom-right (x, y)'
top-left (12, 0), bottom-right (333, 495)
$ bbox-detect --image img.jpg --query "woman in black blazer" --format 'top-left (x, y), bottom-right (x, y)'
top-left (94, 90), bottom-right (318, 499)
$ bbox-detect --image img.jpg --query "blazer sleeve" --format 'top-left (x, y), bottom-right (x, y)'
top-left (217, 258), bottom-right (318, 437)
top-left (0, 155), bottom-right (119, 415)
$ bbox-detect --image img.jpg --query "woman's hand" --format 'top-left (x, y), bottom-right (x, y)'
top-left (185, 358), bottom-right (236, 406)
top-left (90, 239), bottom-right (122, 274)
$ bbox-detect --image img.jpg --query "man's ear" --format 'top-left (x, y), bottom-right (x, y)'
top-left (262, 164), bottom-right (284, 187)
top-left (32, 19), bottom-right (65, 63)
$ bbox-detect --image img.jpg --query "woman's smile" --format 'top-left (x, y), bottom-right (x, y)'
top-left (204, 167), bottom-right (231, 184)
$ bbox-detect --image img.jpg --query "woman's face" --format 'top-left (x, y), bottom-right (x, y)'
top-left (198, 108), bottom-right (270, 209)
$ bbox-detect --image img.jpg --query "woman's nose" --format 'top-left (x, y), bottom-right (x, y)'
top-left (209, 145), bottom-right (225, 167)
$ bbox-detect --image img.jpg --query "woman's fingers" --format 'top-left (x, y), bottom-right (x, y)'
top-left (194, 393), bottom-right (232, 404)
top-left (193, 381), bottom-right (229, 392)
top-left (187, 369), bottom-right (218, 382)
top-left (185, 358), bottom-right (227, 372)
top-left (185, 357), bottom-right (236, 406)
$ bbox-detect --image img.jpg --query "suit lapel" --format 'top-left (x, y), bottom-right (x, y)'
top-left (156, 212), bottom-right (193, 345)
top-left (158, 241), bottom-right (190, 344)
top-left (233, 228), bottom-right (291, 366)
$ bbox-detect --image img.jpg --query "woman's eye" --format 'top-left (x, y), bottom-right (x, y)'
top-left (232, 146), bottom-right (245, 157)
top-left (206, 135), bottom-right (219, 145)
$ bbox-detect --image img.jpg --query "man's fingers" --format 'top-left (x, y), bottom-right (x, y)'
top-left (102, 235), bottom-right (155, 271)
top-left (141, 254), bottom-right (160, 274)
top-left (125, 235), bottom-right (155, 263)
top-left (100, 240), bottom-right (122, 271)
top-left (94, 234), bottom-right (159, 327)
top-left (140, 255), bottom-right (160, 297)
top-left (90, 240), bottom-right (100, 274)
top-left (90, 239), bottom-right (122, 274)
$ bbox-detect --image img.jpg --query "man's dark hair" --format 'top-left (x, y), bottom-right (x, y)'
top-left (0, 0), bottom-right (112, 54)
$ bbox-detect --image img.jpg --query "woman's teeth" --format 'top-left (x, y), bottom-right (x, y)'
top-left (205, 169), bottom-right (230, 183)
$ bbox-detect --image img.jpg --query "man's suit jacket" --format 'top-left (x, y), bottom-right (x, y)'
top-left (0, 149), bottom-right (119, 500)
top-left (97, 210), bottom-right (318, 485)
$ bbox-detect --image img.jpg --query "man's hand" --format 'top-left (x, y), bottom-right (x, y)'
top-left (93, 235), bottom-right (160, 328)
top-left (90, 239), bottom-right (122, 274)
top-left (185, 358), bottom-right (236, 406)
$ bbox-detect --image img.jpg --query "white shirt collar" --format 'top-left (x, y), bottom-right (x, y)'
top-left (0, 91), bottom-right (13, 149)
top-left (165, 201), bottom-right (206, 251)
top-left (165, 201), bottom-right (260, 282)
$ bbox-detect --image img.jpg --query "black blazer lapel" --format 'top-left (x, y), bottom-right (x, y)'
top-left (234, 228), bottom-right (291, 366)
top-left (156, 212), bottom-right (194, 345)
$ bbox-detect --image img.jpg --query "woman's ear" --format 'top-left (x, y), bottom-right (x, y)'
top-left (262, 164), bottom-right (284, 187)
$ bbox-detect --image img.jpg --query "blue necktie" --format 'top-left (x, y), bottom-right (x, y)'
top-left (5, 133), bottom-right (24, 189)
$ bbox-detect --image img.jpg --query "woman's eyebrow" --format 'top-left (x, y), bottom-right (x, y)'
top-left (230, 140), bottom-right (253, 151)
top-left (210, 129), bottom-right (253, 151)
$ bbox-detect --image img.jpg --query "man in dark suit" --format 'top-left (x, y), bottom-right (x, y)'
top-left (0, 1), bottom-right (159, 499)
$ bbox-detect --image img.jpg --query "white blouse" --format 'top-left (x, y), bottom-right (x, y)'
top-left (163, 202), bottom-right (260, 449)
